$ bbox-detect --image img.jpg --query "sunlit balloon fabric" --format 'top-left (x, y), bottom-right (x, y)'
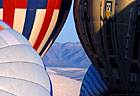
top-left (0, 0), bottom-right (72, 57)
top-left (0, 20), bottom-right (52, 96)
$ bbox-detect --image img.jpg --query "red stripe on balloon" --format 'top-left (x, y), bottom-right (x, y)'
top-left (47, 0), bottom-right (56, 9)
top-left (55, 0), bottom-right (61, 9)
top-left (3, 0), bottom-right (27, 27)
top-left (15, 0), bottom-right (27, 8)
top-left (33, 0), bottom-right (57, 50)
top-left (3, 0), bottom-right (15, 27)
top-left (3, 0), bottom-right (15, 8)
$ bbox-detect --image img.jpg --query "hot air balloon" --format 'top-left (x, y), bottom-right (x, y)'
top-left (80, 64), bottom-right (108, 96)
top-left (0, 20), bottom-right (52, 96)
top-left (0, 0), bottom-right (72, 58)
top-left (74, 0), bottom-right (140, 95)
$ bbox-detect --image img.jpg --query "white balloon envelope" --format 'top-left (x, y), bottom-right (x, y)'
top-left (0, 20), bottom-right (52, 96)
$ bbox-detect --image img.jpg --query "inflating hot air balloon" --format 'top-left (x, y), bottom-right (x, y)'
top-left (0, 0), bottom-right (72, 57)
top-left (0, 20), bottom-right (52, 96)
top-left (74, 0), bottom-right (140, 95)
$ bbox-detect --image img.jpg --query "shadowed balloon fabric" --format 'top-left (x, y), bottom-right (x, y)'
top-left (0, 0), bottom-right (72, 58)
top-left (74, 0), bottom-right (140, 95)
top-left (0, 20), bottom-right (52, 96)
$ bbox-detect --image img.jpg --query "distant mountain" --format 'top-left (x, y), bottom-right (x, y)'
top-left (43, 42), bottom-right (91, 69)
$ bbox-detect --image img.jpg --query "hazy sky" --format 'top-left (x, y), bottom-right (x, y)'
top-left (55, 0), bottom-right (80, 43)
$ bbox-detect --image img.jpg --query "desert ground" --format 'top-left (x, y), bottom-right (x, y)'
top-left (47, 67), bottom-right (87, 96)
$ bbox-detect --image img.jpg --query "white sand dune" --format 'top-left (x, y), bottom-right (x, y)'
top-left (47, 67), bottom-right (87, 81)
top-left (49, 74), bottom-right (81, 96)
top-left (47, 67), bottom-right (87, 96)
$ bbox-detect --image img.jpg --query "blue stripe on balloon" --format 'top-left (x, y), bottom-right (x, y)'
top-left (39, 28), bottom-right (56, 55)
top-left (27, 0), bottom-right (38, 9)
top-left (22, 9), bottom-right (36, 40)
top-left (22, 0), bottom-right (48, 39)
top-left (22, 0), bottom-right (37, 39)
top-left (0, 0), bottom-right (3, 8)
top-left (90, 65), bottom-right (108, 90)
top-left (27, 0), bottom-right (48, 9)
top-left (37, 0), bottom-right (47, 9)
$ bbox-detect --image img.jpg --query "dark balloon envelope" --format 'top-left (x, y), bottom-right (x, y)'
top-left (74, 0), bottom-right (140, 95)
top-left (0, 0), bottom-right (72, 58)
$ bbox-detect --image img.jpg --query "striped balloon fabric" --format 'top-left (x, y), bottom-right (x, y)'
top-left (0, 0), bottom-right (72, 57)
top-left (80, 64), bottom-right (108, 96)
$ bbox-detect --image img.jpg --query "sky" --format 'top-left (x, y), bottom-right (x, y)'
top-left (55, 0), bottom-right (80, 43)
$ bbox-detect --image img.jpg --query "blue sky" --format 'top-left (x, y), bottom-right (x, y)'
top-left (55, 0), bottom-right (80, 43)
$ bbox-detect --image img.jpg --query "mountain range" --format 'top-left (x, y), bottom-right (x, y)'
top-left (43, 42), bottom-right (91, 69)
